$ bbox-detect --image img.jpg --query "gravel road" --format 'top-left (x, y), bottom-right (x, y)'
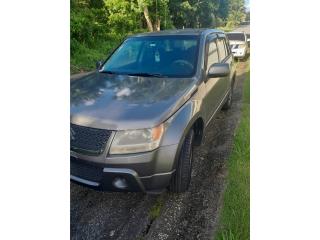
top-left (71, 60), bottom-right (249, 240)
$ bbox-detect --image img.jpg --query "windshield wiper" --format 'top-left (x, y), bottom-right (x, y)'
top-left (100, 71), bottom-right (167, 78)
top-left (127, 72), bottom-right (167, 78)
top-left (99, 70), bottom-right (117, 74)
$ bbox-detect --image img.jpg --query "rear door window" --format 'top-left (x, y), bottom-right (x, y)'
top-left (217, 38), bottom-right (227, 61)
top-left (223, 38), bottom-right (230, 56)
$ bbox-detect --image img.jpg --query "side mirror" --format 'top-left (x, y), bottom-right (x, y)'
top-left (207, 63), bottom-right (230, 78)
top-left (96, 60), bottom-right (103, 70)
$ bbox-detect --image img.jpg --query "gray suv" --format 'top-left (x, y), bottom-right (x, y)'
top-left (71, 29), bottom-right (236, 193)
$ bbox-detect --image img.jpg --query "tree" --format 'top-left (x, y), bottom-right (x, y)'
top-left (138, 0), bottom-right (170, 31)
top-left (71, 0), bottom-right (247, 72)
top-left (71, 0), bottom-right (108, 46)
top-left (245, 10), bottom-right (250, 21)
top-left (142, 3), bottom-right (154, 31)
top-left (215, 0), bottom-right (229, 26)
top-left (104, 0), bottom-right (142, 35)
top-left (226, 0), bottom-right (246, 28)
top-left (169, 0), bottom-right (230, 29)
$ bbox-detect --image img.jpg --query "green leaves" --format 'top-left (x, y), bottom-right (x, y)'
top-left (226, 0), bottom-right (246, 27)
top-left (104, 0), bottom-right (140, 34)
top-left (71, 0), bottom-right (246, 73)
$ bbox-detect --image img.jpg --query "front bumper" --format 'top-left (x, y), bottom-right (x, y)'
top-left (70, 144), bottom-right (178, 192)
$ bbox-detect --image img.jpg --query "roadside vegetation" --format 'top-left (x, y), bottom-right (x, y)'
top-left (71, 0), bottom-right (249, 73)
top-left (215, 66), bottom-right (250, 240)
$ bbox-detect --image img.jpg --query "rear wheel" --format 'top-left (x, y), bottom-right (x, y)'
top-left (168, 129), bottom-right (194, 193)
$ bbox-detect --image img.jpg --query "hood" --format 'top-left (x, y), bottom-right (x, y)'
top-left (70, 72), bottom-right (197, 130)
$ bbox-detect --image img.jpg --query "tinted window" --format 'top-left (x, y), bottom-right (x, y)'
top-left (217, 38), bottom-right (227, 61)
top-left (207, 40), bottom-right (219, 69)
top-left (101, 35), bottom-right (199, 77)
top-left (104, 41), bottom-right (142, 69)
top-left (226, 33), bottom-right (246, 41)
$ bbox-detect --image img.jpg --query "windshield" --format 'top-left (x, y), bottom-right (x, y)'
top-left (226, 33), bottom-right (246, 42)
top-left (101, 35), bottom-right (199, 77)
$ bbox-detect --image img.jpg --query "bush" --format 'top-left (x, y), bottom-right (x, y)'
top-left (70, 38), bottom-right (121, 73)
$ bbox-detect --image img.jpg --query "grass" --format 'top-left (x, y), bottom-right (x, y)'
top-left (215, 68), bottom-right (250, 240)
top-left (149, 195), bottom-right (165, 221)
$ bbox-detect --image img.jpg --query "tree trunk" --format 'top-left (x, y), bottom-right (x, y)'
top-left (143, 6), bottom-right (153, 32)
top-left (154, 19), bottom-right (160, 31)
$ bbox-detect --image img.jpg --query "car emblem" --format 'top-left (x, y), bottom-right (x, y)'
top-left (70, 127), bottom-right (76, 141)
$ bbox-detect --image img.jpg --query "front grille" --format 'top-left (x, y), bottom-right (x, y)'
top-left (70, 123), bottom-right (112, 155)
top-left (70, 158), bottom-right (103, 182)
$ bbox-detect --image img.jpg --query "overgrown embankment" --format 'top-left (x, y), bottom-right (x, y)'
top-left (215, 66), bottom-right (250, 240)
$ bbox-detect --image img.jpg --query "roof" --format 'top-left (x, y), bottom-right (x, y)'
top-left (131, 28), bottom-right (223, 38)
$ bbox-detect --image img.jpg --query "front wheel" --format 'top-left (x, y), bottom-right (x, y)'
top-left (168, 129), bottom-right (194, 193)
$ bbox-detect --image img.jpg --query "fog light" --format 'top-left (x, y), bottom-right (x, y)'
top-left (112, 177), bottom-right (128, 189)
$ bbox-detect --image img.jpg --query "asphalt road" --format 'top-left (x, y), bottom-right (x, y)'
top-left (71, 60), bottom-right (249, 240)
top-left (233, 24), bottom-right (250, 34)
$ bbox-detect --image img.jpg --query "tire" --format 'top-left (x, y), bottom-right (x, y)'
top-left (222, 86), bottom-right (233, 110)
top-left (168, 129), bottom-right (194, 193)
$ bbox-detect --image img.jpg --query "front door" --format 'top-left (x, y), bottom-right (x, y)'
top-left (204, 35), bottom-right (226, 123)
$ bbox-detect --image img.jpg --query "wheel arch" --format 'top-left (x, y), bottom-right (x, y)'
top-left (160, 100), bottom-right (205, 171)
top-left (193, 117), bottom-right (205, 146)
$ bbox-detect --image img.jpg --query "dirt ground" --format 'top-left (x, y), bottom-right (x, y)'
top-left (71, 60), bottom-right (249, 240)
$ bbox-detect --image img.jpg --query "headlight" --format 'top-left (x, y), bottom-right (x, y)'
top-left (109, 124), bottom-right (164, 154)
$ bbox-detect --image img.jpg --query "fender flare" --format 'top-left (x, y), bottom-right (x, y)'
top-left (161, 100), bottom-right (204, 170)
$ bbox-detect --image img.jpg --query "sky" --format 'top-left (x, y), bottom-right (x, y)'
top-left (245, 0), bottom-right (250, 11)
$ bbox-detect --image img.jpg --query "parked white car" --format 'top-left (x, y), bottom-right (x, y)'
top-left (226, 32), bottom-right (248, 60)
